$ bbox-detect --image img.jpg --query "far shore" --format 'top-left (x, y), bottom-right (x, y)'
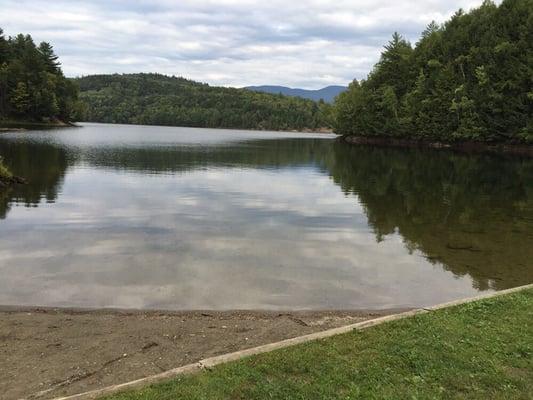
top-left (75, 121), bottom-right (335, 134)
top-left (341, 135), bottom-right (533, 157)
top-left (0, 120), bottom-right (333, 135)
top-left (0, 119), bottom-right (80, 132)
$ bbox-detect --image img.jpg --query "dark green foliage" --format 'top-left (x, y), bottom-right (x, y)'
top-left (0, 156), bottom-right (12, 180)
top-left (75, 73), bottom-right (334, 131)
top-left (0, 28), bottom-right (83, 123)
top-left (334, 0), bottom-right (533, 143)
top-left (329, 143), bottom-right (533, 291)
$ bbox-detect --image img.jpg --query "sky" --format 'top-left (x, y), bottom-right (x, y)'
top-left (2, 0), bottom-right (489, 89)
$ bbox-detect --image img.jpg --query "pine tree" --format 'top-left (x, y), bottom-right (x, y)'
top-left (333, 0), bottom-right (533, 143)
top-left (0, 27), bottom-right (81, 122)
top-left (0, 28), bottom-right (9, 64)
top-left (38, 42), bottom-right (60, 73)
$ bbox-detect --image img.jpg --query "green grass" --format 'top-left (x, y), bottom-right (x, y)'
top-left (105, 290), bottom-right (533, 400)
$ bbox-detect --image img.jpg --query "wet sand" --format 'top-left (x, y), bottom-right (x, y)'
top-left (0, 306), bottom-right (405, 400)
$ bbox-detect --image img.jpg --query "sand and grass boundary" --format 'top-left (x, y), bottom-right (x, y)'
top-left (45, 283), bottom-right (533, 400)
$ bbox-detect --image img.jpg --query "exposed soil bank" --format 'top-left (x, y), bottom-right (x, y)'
top-left (341, 135), bottom-right (533, 157)
top-left (0, 307), bottom-right (403, 400)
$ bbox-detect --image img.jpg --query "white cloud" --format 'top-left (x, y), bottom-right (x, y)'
top-left (1, 0), bottom-right (494, 88)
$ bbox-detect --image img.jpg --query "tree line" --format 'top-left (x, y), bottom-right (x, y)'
top-left (75, 74), bottom-right (334, 131)
top-left (334, 0), bottom-right (532, 143)
top-left (3, 0), bottom-right (532, 141)
top-left (0, 28), bottom-right (83, 123)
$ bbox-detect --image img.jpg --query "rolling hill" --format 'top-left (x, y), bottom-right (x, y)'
top-left (74, 74), bottom-right (334, 131)
top-left (245, 85), bottom-right (347, 103)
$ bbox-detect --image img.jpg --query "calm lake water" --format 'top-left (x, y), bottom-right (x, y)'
top-left (0, 123), bottom-right (531, 310)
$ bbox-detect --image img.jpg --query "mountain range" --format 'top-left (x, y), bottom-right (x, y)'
top-left (245, 85), bottom-right (347, 103)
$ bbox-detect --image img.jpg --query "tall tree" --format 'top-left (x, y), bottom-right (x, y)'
top-left (0, 28), bottom-right (82, 123)
top-left (38, 42), bottom-right (60, 73)
top-left (334, 0), bottom-right (533, 144)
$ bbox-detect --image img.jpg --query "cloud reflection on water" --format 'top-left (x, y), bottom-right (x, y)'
top-left (0, 123), bottom-right (531, 310)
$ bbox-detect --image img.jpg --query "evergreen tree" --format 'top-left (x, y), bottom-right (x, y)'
top-left (38, 42), bottom-right (60, 73)
top-left (0, 28), bottom-right (82, 123)
top-left (369, 32), bottom-right (414, 98)
top-left (334, 0), bottom-right (533, 143)
top-left (0, 29), bottom-right (9, 64)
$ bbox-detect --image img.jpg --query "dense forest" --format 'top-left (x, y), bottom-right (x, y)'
top-left (0, 28), bottom-right (82, 125)
top-left (334, 0), bottom-right (532, 143)
top-left (76, 74), bottom-right (334, 131)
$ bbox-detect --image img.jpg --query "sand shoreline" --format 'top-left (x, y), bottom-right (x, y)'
top-left (1, 306), bottom-right (405, 400)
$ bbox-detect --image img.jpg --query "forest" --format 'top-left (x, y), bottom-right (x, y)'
top-left (334, 0), bottom-right (532, 143)
top-left (2, 0), bottom-right (532, 140)
top-left (0, 28), bottom-right (83, 125)
top-left (75, 74), bottom-right (334, 131)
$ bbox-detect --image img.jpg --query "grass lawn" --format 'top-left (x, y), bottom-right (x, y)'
top-left (105, 289), bottom-right (533, 400)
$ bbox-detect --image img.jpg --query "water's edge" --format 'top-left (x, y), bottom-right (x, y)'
top-left (341, 135), bottom-right (533, 157)
top-left (49, 283), bottom-right (533, 400)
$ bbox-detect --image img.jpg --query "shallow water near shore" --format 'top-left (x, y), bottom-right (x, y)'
top-left (0, 122), bottom-right (531, 310)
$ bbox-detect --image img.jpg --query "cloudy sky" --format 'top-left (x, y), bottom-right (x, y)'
top-left (2, 0), bottom-right (489, 88)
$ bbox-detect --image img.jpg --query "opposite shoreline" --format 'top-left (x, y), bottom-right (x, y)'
top-left (0, 120), bottom-right (330, 135)
top-left (340, 135), bottom-right (533, 157)
top-left (0, 120), bottom-right (80, 133)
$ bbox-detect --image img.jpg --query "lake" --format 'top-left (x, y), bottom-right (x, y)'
top-left (0, 123), bottom-right (531, 310)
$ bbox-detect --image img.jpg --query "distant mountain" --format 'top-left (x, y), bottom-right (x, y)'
top-left (245, 85), bottom-right (347, 103)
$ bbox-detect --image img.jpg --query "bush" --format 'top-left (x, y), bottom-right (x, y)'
top-left (0, 157), bottom-right (13, 180)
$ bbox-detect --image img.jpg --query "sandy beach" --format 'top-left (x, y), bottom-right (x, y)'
top-left (0, 306), bottom-right (405, 399)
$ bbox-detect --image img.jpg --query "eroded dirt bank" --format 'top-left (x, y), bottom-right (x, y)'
top-left (0, 307), bottom-right (403, 400)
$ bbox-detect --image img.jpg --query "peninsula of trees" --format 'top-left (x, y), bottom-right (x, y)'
top-left (75, 74), bottom-right (334, 131)
top-left (0, 29), bottom-right (83, 126)
top-left (334, 0), bottom-right (532, 144)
